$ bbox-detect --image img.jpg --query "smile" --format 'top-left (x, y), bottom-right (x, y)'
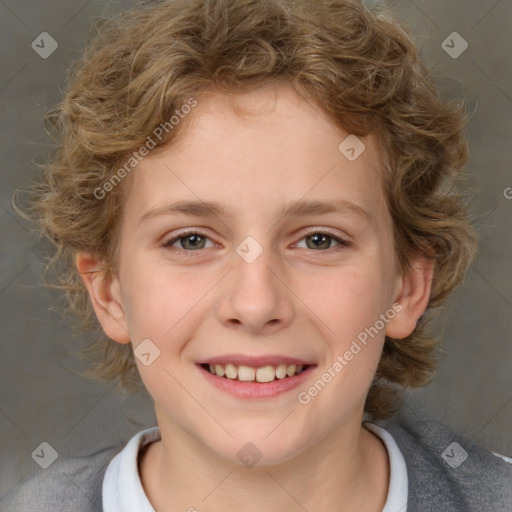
top-left (202, 363), bottom-right (309, 383)
top-left (196, 357), bottom-right (316, 399)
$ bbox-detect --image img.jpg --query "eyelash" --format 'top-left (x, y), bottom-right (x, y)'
top-left (162, 228), bottom-right (351, 255)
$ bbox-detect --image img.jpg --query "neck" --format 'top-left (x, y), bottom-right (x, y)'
top-left (140, 417), bottom-right (389, 512)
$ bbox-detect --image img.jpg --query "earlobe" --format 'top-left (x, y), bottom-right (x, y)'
top-left (385, 256), bottom-right (434, 340)
top-left (75, 253), bottom-right (131, 344)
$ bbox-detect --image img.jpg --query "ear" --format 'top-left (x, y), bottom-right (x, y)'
top-left (75, 253), bottom-right (131, 344)
top-left (386, 255), bottom-right (434, 339)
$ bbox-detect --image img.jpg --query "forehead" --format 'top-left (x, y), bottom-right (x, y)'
top-left (122, 85), bottom-right (390, 231)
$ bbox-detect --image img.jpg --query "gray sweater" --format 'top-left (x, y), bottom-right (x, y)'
top-left (2, 411), bottom-right (511, 511)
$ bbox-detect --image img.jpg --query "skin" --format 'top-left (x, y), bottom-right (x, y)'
top-left (77, 84), bottom-right (433, 511)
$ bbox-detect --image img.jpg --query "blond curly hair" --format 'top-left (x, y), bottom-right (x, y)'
top-left (16, 0), bottom-right (477, 419)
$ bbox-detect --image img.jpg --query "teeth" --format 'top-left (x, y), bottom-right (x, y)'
top-left (238, 365), bottom-right (256, 381)
top-left (275, 364), bottom-right (288, 379)
top-left (225, 363), bottom-right (237, 379)
top-left (205, 362), bottom-right (307, 382)
top-left (256, 365), bottom-right (275, 382)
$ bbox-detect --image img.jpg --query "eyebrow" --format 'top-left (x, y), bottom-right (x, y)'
top-left (138, 198), bottom-right (372, 226)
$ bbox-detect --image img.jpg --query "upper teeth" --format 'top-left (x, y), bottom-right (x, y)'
top-left (208, 363), bottom-right (305, 382)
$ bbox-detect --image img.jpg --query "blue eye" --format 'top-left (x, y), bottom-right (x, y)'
top-left (162, 229), bottom-right (350, 254)
top-left (163, 230), bottom-right (215, 251)
top-left (296, 231), bottom-right (350, 251)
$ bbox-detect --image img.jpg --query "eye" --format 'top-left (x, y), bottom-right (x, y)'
top-left (295, 230), bottom-right (350, 251)
top-left (163, 230), bottom-right (216, 252)
top-left (162, 228), bottom-right (351, 254)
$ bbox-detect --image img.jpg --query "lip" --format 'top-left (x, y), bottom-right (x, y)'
top-left (196, 354), bottom-right (316, 367)
top-left (196, 362), bottom-right (316, 399)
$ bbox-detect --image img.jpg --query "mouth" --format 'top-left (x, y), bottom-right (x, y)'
top-left (196, 357), bottom-right (316, 399)
top-left (200, 362), bottom-right (310, 383)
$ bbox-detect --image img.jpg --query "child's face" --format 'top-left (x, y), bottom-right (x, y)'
top-left (83, 84), bottom-right (430, 465)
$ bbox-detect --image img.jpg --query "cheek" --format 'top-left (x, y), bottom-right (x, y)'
top-left (300, 266), bottom-right (386, 339)
top-left (119, 266), bottom-right (220, 403)
top-left (119, 255), bottom-right (202, 336)
top-left (297, 264), bottom-right (390, 405)
top-left (296, 269), bottom-right (388, 421)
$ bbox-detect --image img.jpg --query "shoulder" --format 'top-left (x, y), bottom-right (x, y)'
top-left (383, 410), bottom-right (512, 512)
top-left (1, 443), bottom-right (123, 512)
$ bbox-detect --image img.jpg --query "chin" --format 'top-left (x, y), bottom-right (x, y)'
top-left (204, 432), bottom-right (306, 468)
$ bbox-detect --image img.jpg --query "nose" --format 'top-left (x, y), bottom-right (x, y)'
top-left (216, 244), bottom-right (294, 336)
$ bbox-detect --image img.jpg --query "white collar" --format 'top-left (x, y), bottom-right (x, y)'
top-left (365, 422), bottom-right (409, 511)
top-left (103, 426), bottom-right (160, 512)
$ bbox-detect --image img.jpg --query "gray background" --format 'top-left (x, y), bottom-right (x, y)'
top-left (1, 0), bottom-right (511, 502)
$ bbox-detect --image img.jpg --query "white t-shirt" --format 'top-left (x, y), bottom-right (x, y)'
top-left (103, 423), bottom-right (409, 512)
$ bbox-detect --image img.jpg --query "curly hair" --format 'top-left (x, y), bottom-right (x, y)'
top-left (15, 0), bottom-right (478, 419)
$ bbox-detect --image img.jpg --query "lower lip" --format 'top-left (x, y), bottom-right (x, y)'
top-left (197, 364), bottom-right (316, 399)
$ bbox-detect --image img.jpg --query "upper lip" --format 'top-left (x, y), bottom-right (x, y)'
top-left (197, 354), bottom-right (316, 367)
